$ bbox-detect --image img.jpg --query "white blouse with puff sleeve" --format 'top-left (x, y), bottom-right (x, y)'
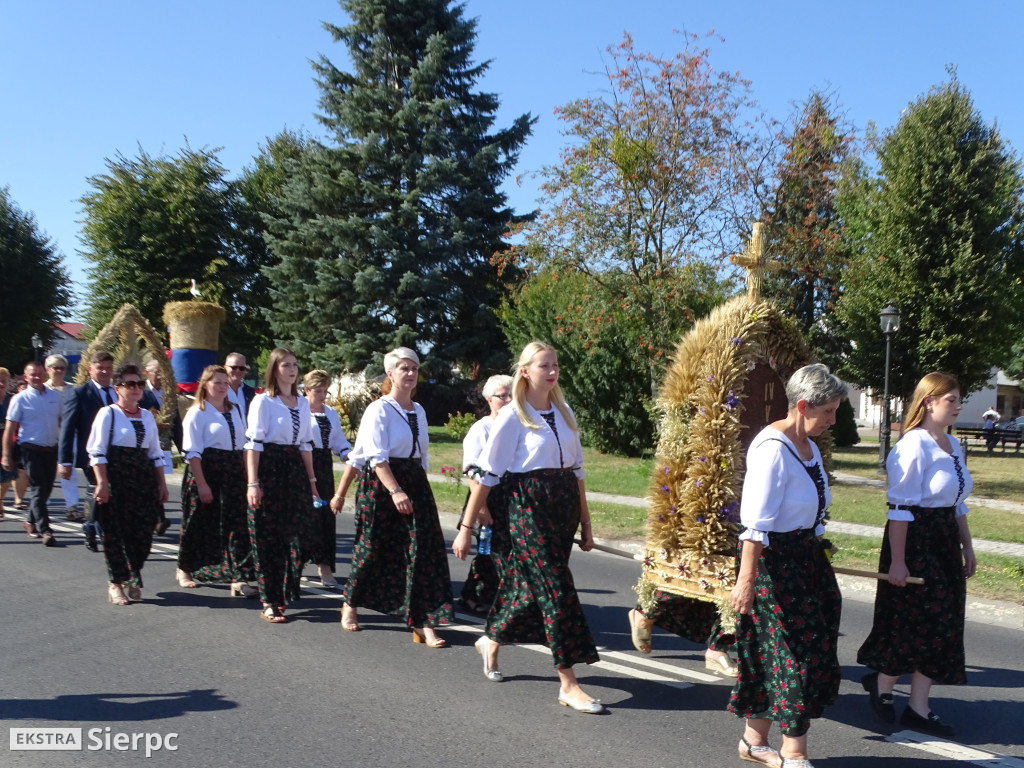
top-left (346, 396), bottom-right (428, 471)
top-left (886, 429), bottom-right (971, 520)
top-left (182, 403), bottom-right (246, 460)
top-left (244, 393), bottom-right (313, 452)
top-left (476, 402), bottom-right (586, 488)
top-left (87, 405), bottom-right (164, 467)
top-left (739, 426), bottom-right (829, 547)
top-left (310, 404), bottom-right (352, 458)
top-left (462, 416), bottom-right (496, 476)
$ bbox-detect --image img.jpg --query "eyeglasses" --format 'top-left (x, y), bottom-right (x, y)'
top-left (490, 392), bottom-right (512, 400)
top-left (118, 380), bottom-right (144, 389)
top-left (48, 366), bottom-right (66, 371)
top-left (228, 365), bottom-right (246, 371)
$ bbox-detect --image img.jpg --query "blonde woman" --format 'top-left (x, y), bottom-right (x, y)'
top-left (177, 365), bottom-right (255, 597)
top-left (453, 341), bottom-right (601, 711)
top-left (338, 347), bottom-right (453, 647)
top-left (245, 348), bottom-right (317, 624)
top-left (302, 369), bottom-right (351, 589)
top-left (858, 372), bottom-right (975, 738)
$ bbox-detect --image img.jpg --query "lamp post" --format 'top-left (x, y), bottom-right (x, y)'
top-left (31, 333), bottom-right (43, 363)
top-left (878, 302), bottom-right (901, 472)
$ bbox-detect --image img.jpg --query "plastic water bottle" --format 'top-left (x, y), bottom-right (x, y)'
top-left (477, 525), bottom-right (492, 555)
top-left (312, 496), bottom-right (327, 509)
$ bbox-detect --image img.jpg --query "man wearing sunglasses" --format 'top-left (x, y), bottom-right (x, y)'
top-left (58, 350), bottom-right (117, 551)
top-left (224, 353), bottom-right (256, 419)
top-left (2, 361), bottom-right (63, 546)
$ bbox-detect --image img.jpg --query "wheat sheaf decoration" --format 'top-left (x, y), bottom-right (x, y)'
top-left (637, 293), bottom-right (832, 625)
top-left (76, 303), bottom-right (179, 429)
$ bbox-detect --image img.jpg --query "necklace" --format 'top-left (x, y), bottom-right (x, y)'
top-left (119, 404), bottom-right (142, 417)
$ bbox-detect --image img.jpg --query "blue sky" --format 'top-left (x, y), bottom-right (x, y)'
top-left (3, 1), bottom-right (1022, 321)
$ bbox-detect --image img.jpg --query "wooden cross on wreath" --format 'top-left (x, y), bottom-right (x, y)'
top-left (729, 222), bottom-right (779, 301)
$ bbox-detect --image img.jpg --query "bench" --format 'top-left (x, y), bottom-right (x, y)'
top-left (955, 423), bottom-right (1024, 453)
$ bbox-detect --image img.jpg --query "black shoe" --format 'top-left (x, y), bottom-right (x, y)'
top-left (155, 519), bottom-right (171, 536)
top-left (900, 705), bottom-right (955, 737)
top-left (41, 531), bottom-right (59, 547)
top-left (861, 671), bottom-right (895, 724)
top-left (84, 527), bottom-right (99, 552)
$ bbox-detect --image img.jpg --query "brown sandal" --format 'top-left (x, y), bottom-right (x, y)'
top-left (412, 627), bottom-right (448, 648)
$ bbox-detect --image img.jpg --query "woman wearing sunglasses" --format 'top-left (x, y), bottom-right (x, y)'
top-left (87, 363), bottom-right (168, 605)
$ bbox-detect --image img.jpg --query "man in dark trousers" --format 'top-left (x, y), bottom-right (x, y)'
top-left (58, 351), bottom-right (116, 551)
top-left (2, 361), bottom-right (63, 546)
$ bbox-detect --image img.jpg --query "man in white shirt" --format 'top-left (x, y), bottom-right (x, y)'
top-left (2, 362), bottom-right (63, 546)
top-left (225, 353), bottom-right (255, 419)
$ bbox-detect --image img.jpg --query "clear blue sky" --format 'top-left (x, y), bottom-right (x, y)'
top-left (3, 1), bottom-right (1022, 322)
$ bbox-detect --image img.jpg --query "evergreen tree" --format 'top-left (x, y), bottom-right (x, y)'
top-left (761, 92), bottom-right (852, 364)
top-left (0, 187), bottom-right (72, 368)
top-left (265, 0), bottom-right (533, 376)
top-left (835, 74), bottom-right (1024, 399)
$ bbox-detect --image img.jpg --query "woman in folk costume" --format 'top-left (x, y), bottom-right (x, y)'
top-left (453, 341), bottom-right (602, 714)
top-left (176, 365), bottom-right (256, 597)
top-left (456, 373), bottom-right (513, 615)
top-left (728, 364), bottom-right (845, 767)
top-left (338, 347), bottom-right (453, 647)
top-left (301, 369), bottom-right (351, 590)
top-left (245, 348), bottom-right (318, 624)
top-left (858, 372), bottom-right (975, 738)
top-left (88, 364), bottom-right (168, 605)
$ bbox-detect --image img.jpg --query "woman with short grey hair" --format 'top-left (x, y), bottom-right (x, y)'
top-left (728, 363), bottom-right (845, 767)
top-left (337, 347), bottom-right (454, 646)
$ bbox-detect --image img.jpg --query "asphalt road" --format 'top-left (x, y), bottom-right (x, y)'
top-left (1, 480), bottom-right (1022, 768)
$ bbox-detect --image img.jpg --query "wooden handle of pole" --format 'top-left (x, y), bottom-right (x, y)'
top-left (833, 566), bottom-right (924, 585)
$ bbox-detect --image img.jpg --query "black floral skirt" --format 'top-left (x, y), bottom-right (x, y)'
top-left (485, 468), bottom-right (599, 670)
top-left (300, 447), bottom-right (337, 569)
top-left (248, 443), bottom-right (304, 607)
top-left (96, 446), bottom-right (161, 587)
top-left (342, 458), bottom-right (454, 627)
top-left (857, 506), bottom-right (967, 685)
top-left (458, 481), bottom-right (509, 609)
top-left (638, 590), bottom-right (736, 651)
top-left (179, 448), bottom-right (253, 583)
top-left (728, 529), bottom-right (842, 737)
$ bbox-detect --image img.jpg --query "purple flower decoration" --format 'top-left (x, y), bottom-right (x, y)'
top-left (698, 456), bottom-right (707, 463)
top-left (669, 505), bottom-right (677, 515)
top-left (694, 479), bottom-right (702, 488)
top-left (657, 514), bottom-right (665, 522)
top-left (696, 514), bottom-right (705, 523)
top-left (725, 390), bottom-right (740, 410)
top-left (706, 374), bottom-right (714, 382)
top-left (718, 501), bottom-right (740, 522)
top-left (664, 465), bottom-right (670, 474)
top-left (661, 484), bottom-right (669, 493)
top-left (730, 336), bottom-right (743, 346)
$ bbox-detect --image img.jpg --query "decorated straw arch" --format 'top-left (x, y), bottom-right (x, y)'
top-left (637, 223), bottom-right (832, 622)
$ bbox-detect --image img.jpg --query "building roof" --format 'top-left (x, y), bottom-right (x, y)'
top-left (54, 322), bottom-right (86, 340)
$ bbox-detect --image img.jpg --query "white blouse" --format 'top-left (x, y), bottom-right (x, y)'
top-left (182, 402), bottom-right (246, 459)
top-left (310, 404), bottom-right (352, 458)
top-left (347, 396), bottom-right (429, 470)
top-left (886, 429), bottom-right (971, 520)
top-left (477, 402), bottom-right (586, 488)
top-left (739, 427), bottom-right (830, 546)
top-left (244, 393), bottom-right (313, 452)
top-left (87, 405), bottom-right (164, 467)
top-left (462, 416), bottom-right (496, 476)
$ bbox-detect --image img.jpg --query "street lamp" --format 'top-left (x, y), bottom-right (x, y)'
top-left (878, 302), bottom-right (901, 472)
top-left (31, 333), bottom-right (44, 363)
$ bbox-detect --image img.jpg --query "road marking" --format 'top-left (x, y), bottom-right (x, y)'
top-left (887, 731), bottom-right (1024, 766)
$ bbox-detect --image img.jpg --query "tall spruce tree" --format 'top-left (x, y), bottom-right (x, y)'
top-left (264, 0), bottom-right (533, 375)
top-left (835, 74), bottom-right (1024, 399)
top-left (761, 93), bottom-right (852, 365)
